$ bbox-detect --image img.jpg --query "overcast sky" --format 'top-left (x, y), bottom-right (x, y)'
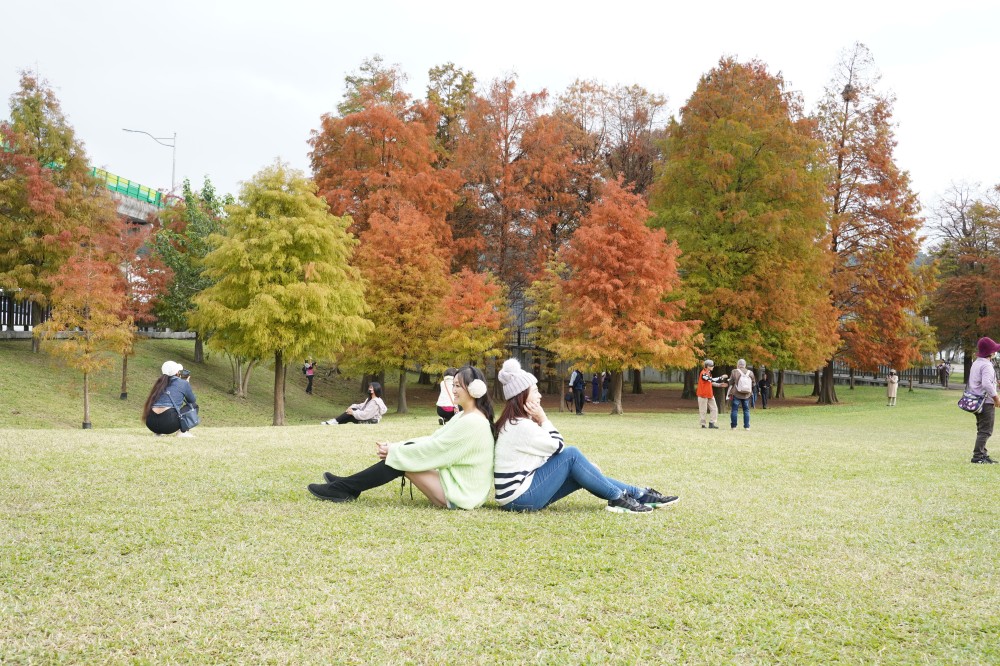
top-left (3, 0), bottom-right (997, 224)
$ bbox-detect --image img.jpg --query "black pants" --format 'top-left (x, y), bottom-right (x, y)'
top-left (572, 388), bottom-right (584, 414)
top-left (759, 387), bottom-right (769, 408)
top-left (974, 403), bottom-right (994, 460)
top-left (146, 409), bottom-right (181, 435)
top-left (437, 406), bottom-right (456, 423)
top-left (306, 376), bottom-right (313, 394)
top-left (334, 412), bottom-right (362, 424)
top-left (330, 460), bottom-right (405, 497)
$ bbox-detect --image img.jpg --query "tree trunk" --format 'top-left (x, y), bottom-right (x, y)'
top-left (30, 301), bottom-right (42, 353)
top-left (776, 370), bottom-right (785, 399)
top-left (119, 354), bottom-right (129, 399)
top-left (194, 332), bottom-right (204, 364)
top-left (848, 367), bottom-right (855, 390)
top-left (273, 350), bottom-right (286, 426)
top-left (230, 355), bottom-right (242, 396)
top-left (681, 367), bottom-right (697, 400)
top-left (631, 369), bottom-right (643, 394)
top-left (818, 359), bottom-right (838, 404)
top-left (418, 370), bottom-right (432, 385)
top-left (82, 371), bottom-right (92, 429)
top-left (964, 350), bottom-right (973, 386)
top-left (811, 370), bottom-right (820, 396)
top-left (240, 360), bottom-right (255, 398)
top-left (397, 365), bottom-right (408, 414)
top-left (610, 370), bottom-right (624, 414)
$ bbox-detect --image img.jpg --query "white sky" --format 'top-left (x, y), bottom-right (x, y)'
top-left (2, 0), bottom-right (997, 223)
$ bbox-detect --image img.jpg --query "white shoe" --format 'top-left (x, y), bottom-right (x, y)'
top-left (321, 420), bottom-right (338, 425)
top-left (177, 431), bottom-right (195, 438)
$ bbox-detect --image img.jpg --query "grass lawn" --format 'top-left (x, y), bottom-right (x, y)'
top-left (2, 367), bottom-right (998, 663)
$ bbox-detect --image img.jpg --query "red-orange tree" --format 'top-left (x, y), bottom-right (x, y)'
top-left (530, 180), bottom-right (700, 414)
top-left (928, 183), bottom-right (1000, 378)
top-left (429, 268), bottom-right (509, 370)
top-left (35, 226), bottom-right (133, 429)
top-left (651, 58), bottom-right (839, 380)
top-left (1, 73), bottom-right (117, 351)
top-left (452, 77), bottom-right (600, 296)
top-left (308, 58), bottom-right (460, 248)
top-left (815, 43), bottom-right (927, 403)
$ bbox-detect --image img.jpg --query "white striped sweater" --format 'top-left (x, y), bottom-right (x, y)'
top-left (494, 417), bottom-right (564, 505)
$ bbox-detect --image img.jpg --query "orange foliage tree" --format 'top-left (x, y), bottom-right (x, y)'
top-left (351, 206), bottom-right (452, 413)
top-left (529, 181), bottom-right (701, 414)
top-left (308, 57), bottom-right (460, 248)
top-left (452, 76), bottom-right (600, 296)
top-left (429, 268), bottom-right (509, 370)
top-left (35, 226), bottom-right (133, 429)
top-left (815, 43), bottom-right (928, 403)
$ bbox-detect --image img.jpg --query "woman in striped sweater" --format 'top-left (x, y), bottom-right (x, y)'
top-left (493, 359), bottom-right (678, 514)
top-left (307, 366), bottom-right (495, 509)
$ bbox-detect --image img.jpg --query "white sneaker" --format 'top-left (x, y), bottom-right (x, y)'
top-left (321, 420), bottom-right (338, 425)
top-left (177, 431), bottom-right (195, 438)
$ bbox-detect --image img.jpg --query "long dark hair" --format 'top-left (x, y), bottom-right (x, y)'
top-left (495, 387), bottom-right (531, 438)
top-left (455, 365), bottom-right (494, 428)
top-left (368, 381), bottom-right (383, 399)
top-left (141, 375), bottom-right (171, 421)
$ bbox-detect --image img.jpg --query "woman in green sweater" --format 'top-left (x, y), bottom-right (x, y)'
top-left (307, 365), bottom-right (495, 509)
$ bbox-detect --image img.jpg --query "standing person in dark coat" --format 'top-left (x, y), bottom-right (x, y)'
top-left (569, 368), bottom-right (586, 415)
top-left (757, 366), bottom-right (771, 409)
top-left (591, 373), bottom-right (600, 403)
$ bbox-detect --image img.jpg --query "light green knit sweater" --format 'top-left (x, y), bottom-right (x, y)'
top-left (385, 410), bottom-right (495, 510)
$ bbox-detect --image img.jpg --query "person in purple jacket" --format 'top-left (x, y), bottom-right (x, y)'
top-left (968, 337), bottom-right (1000, 464)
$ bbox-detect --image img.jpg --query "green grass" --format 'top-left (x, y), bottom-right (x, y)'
top-left (0, 338), bottom-right (392, 429)
top-left (1, 341), bottom-right (998, 663)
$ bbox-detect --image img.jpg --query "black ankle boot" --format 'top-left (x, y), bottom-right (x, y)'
top-left (329, 460), bottom-right (404, 497)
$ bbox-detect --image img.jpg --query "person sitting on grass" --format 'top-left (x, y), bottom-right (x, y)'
top-left (321, 382), bottom-right (387, 425)
top-left (142, 360), bottom-right (199, 438)
top-left (493, 358), bottom-right (678, 514)
top-left (308, 366), bottom-right (495, 509)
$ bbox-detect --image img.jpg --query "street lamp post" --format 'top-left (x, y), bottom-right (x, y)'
top-left (122, 128), bottom-right (176, 192)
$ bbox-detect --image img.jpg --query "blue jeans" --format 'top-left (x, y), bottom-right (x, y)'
top-left (731, 398), bottom-right (751, 428)
top-left (500, 446), bottom-right (643, 512)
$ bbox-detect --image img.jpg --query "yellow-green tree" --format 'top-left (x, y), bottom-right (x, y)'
top-left (190, 162), bottom-right (372, 425)
top-left (650, 57), bottom-right (839, 376)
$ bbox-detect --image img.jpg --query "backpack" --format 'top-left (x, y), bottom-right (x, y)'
top-left (736, 370), bottom-right (753, 394)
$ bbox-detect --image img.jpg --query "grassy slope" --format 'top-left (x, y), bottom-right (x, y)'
top-left (1, 341), bottom-right (998, 663)
top-left (0, 338), bottom-right (398, 428)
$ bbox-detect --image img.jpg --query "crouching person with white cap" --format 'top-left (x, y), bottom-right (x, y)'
top-left (142, 360), bottom-right (199, 438)
top-left (493, 359), bottom-right (678, 514)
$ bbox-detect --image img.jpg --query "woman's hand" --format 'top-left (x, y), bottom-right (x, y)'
top-left (525, 399), bottom-right (546, 425)
top-left (376, 442), bottom-right (390, 460)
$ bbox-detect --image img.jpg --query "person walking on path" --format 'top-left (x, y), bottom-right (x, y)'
top-left (757, 366), bottom-right (771, 409)
top-left (697, 360), bottom-right (728, 429)
top-left (726, 359), bottom-right (756, 430)
top-left (886, 370), bottom-right (899, 406)
top-left (969, 337), bottom-right (1000, 464)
